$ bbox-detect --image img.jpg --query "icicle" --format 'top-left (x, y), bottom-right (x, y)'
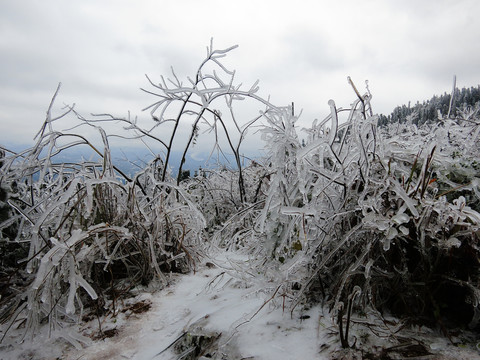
top-left (364, 259), bottom-right (374, 279)
top-left (66, 256), bottom-right (77, 314)
top-left (327, 100), bottom-right (338, 146)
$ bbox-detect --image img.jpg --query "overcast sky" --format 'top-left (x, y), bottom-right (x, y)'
top-left (1, 0), bottom-right (480, 152)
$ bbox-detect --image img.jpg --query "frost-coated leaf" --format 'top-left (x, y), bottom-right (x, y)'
top-left (392, 180), bottom-right (420, 218)
top-left (391, 212), bottom-right (410, 225)
top-left (398, 225), bottom-right (409, 235)
top-left (75, 274), bottom-right (98, 300)
top-left (377, 220), bottom-right (390, 231)
top-left (386, 227), bottom-right (398, 240)
top-left (382, 237), bottom-right (391, 251)
top-left (446, 237), bottom-right (461, 248)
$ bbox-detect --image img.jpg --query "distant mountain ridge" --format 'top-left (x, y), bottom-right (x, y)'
top-left (0, 143), bottom-right (213, 178)
top-left (55, 147), bottom-right (217, 178)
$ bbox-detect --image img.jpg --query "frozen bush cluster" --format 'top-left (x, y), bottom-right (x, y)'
top-left (1, 42), bottom-right (479, 349)
top-left (0, 41), bottom-right (274, 346)
top-left (235, 76), bottom-right (480, 340)
top-left (0, 87), bottom-right (205, 344)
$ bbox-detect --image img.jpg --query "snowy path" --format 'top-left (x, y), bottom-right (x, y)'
top-left (64, 252), bottom-right (328, 360)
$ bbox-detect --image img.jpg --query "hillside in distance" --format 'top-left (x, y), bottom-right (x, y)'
top-left (378, 84), bottom-right (480, 126)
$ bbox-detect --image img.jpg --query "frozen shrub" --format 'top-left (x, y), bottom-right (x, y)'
top-left (0, 41), bottom-right (275, 345)
top-left (226, 78), bottom-right (480, 345)
top-left (0, 85), bottom-right (205, 344)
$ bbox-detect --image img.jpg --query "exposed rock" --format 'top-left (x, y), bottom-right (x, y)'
top-left (173, 327), bottom-right (221, 360)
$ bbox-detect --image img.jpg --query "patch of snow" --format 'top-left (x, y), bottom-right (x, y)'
top-left (61, 251), bottom-right (330, 359)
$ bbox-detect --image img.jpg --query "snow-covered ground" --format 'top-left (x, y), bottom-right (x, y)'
top-left (65, 254), bottom-right (326, 360)
top-left (1, 251), bottom-right (480, 359)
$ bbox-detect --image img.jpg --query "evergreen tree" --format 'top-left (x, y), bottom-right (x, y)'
top-left (379, 85), bottom-right (480, 126)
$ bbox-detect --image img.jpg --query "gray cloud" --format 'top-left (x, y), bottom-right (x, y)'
top-left (1, 0), bottom-right (480, 148)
